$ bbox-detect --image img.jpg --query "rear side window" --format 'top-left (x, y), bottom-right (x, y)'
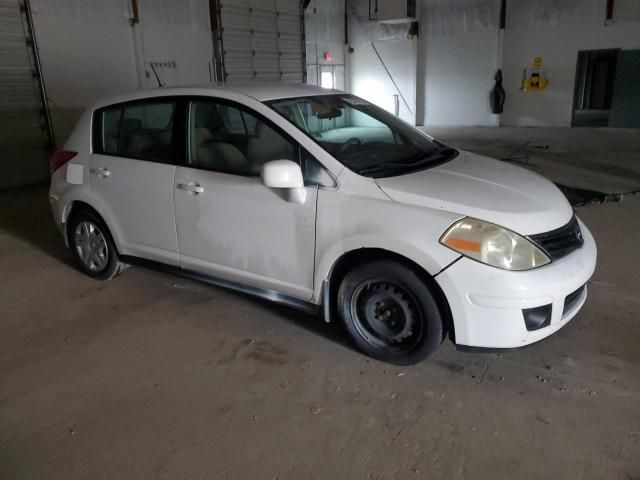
top-left (94, 100), bottom-right (176, 163)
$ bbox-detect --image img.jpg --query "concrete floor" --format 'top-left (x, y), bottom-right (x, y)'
top-left (1, 129), bottom-right (639, 479)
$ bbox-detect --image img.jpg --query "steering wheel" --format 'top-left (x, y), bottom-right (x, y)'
top-left (336, 137), bottom-right (362, 155)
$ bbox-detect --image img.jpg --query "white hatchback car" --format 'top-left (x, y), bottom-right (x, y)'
top-left (49, 83), bottom-right (597, 364)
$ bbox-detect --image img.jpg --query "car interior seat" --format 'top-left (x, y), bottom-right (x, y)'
top-left (119, 119), bottom-right (142, 154)
top-left (196, 142), bottom-right (248, 174)
top-left (189, 104), bottom-right (249, 175)
top-left (246, 122), bottom-right (295, 175)
top-left (126, 130), bottom-right (172, 161)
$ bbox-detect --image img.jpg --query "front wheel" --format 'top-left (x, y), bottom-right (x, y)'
top-left (337, 260), bottom-right (444, 365)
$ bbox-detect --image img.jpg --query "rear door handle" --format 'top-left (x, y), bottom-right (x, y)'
top-left (91, 167), bottom-right (111, 178)
top-left (176, 182), bottom-right (204, 194)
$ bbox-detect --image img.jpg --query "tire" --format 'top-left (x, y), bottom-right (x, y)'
top-left (67, 209), bottom-right (126, 280)
top-left (337, 260), bottom-right (444, 365)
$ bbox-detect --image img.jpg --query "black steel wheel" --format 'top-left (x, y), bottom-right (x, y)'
top-left (337, 260), bottom-right (444, 364)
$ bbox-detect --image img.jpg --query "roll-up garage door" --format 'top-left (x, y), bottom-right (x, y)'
top-left (0, 0), bottom-right (51, 189)
top-left (213, 0), bottom-right (305, 82)
top-left (0, 0), bottom-right (49, 188)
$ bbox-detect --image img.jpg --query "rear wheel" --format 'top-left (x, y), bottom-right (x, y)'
top-left (68, 209), bottom-right (126, 280)
top-left (337, 260), bottom-right (444, 365)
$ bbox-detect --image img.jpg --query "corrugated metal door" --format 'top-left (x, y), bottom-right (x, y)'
top-left (0, 0), bottom-right (49, 189)
top-left (215, 0), bottom-right (304, 82)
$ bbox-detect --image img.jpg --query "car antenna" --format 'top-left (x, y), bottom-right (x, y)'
top-left (150, 63), bottom-right (164, 88)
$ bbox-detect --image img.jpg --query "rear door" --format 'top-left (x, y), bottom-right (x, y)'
top-left (173, 97), bottom-right (317, 299)
top-left (90, 98), bottom-right (180, 265)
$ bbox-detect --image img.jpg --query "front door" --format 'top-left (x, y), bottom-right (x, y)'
top-left (173, 97), bottom-right (317, 299)
top-left (90, 98), bottom-right (179, 265)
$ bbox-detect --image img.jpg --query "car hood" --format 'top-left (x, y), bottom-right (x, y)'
top-left (374, 151), bottom-right (573, 235)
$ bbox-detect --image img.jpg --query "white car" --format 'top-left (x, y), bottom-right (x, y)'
top-left (49, 83), bottom-right (597, 364)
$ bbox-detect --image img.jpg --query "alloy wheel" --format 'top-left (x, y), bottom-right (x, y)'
top-left (74, 221), bottom-right (109, 272)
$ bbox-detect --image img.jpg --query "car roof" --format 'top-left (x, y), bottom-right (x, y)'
top-left (91, 82), bottom-right (343, 109)
top-left (214, 81), bottom-right (341, 101)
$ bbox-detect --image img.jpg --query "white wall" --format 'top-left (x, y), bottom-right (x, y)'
top-left (31, 0), bottom-right (213, 145)
top-left (418, 0), bottom-right (500, 127)
top-left (350, 38), bottom-right (417, 124)
top-left (346, 0), bottom-right (501, 127)
top-left (501, 1), bottom-right (640, 126)
top-left (346, 0), bottom-right (640, 127)
top-left (420, 29), bottom-right (499, 126)
top-left (135, 1), bottom-right (212, 88)
top-left (346, 0), bottom-right (417, 124)
top-left (31, 2), bottom-right (138, 143)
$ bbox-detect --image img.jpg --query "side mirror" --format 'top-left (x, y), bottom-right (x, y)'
top-left (260, 160), bottom-right (307, 204)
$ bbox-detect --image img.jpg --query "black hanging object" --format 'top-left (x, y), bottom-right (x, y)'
top-left (490, 69), bottom-right (506, 114)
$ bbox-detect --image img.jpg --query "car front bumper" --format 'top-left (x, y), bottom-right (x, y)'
top-left (435, 218), bottom-right (597, 349)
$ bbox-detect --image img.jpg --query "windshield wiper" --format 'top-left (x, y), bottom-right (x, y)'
top-left (358, 148), bottom-right (456, 175)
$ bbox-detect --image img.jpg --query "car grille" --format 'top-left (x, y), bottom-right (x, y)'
top-left (529, 215), bottom-right (584, 261)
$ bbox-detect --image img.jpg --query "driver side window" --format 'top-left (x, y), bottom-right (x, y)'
top-left (188, 99), bottom-right (297, 176)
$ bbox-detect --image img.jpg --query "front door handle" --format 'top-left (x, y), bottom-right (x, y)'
top-left (176, 182), bottom-right (204, 194)
top-left (91, 167), bottom-right (111, 178)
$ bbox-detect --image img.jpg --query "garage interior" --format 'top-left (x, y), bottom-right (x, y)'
top-left (1, 0), bottom-right (639, 478)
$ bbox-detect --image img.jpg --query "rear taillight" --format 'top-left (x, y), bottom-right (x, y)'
top-left (49, 150), bottom-right (77, 174)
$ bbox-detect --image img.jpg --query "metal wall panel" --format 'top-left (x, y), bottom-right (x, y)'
top-left (0, 0), bottom-right (49, 189)
top-left (218, 0), bottom-right (304, 82)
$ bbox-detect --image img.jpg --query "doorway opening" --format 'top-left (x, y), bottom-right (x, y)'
top-left (320, 66), bottom-right (336, 89)
top-left (572, 49), bottom-right (619, 127)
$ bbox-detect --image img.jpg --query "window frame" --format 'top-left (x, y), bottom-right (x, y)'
top-left (92, 96), bottom-right (186, 166)
top-left (91, 94), bottom-right (337, 187)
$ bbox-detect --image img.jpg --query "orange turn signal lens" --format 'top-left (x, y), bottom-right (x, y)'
top-left (444, 237), bottom-right (481, 252)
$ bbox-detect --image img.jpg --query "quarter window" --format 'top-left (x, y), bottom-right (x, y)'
top-left (100, 106), bottom-right (122, 155)
top-left (95, 100), bottom-right (176, 163)
top-left (188, 99), bottom-right (296, 176)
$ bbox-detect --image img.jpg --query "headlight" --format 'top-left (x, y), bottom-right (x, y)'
top-left (440, 218), bottom-right (550, 271)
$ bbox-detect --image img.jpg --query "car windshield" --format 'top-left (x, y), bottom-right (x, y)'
top-left (266, 94), bottom-right (457, 178)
